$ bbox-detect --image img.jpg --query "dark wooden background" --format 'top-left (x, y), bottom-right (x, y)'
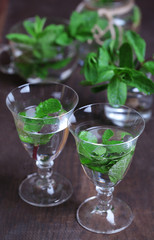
top-left (0, 0), bottom-right (154, 239)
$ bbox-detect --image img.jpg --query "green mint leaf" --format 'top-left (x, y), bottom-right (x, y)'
top-left (16, 62), bottom-right (34, 78)
top-left (34, 16), bottom-right (46, 34)
top-left (35, 98), bottom-right (62, 118)
top-left (19, 98), bottom-right (62, 132)
top-left (6, 33), bottom-right (36, 45)
top-left (83, 52), bottom-right (98, 84)
top-left (125, 30), bottom-right (146, 63)
top-left (121, 131), bottom-right (132, 139)
top-left (142, 61), bottom-right (154, 75)
top-left (39, 24), bottom-right (65, 44)
top-left (108, 150), bottom-right (134, 184)
top-left (78, 130), bottom-right (98, 159)
top-left (19, 132), bottom-right (53, 145)
top-left (105, 140), bottom-right (123, 146)
top-left (23, 20), bottom-right (36, 37)
top-left (92, 146), bottom-right (106, 156)
top-left (55, 32), bottom-right (72, 46)
top-left (102, 129), bottom-right (114, 143)
top-left (79, 155), bottom-right (109, 174)
top-left (82, 47), bottom-right (114, 85)
top-left (78, 142), bottom-right (97, 160)
top-left (49, 57), bottom-right (71, 70)
top-left (78, 130), bottom-right (97, 143)
top-left (132, 6), bottom-right (141, 26)
top-left (121, 68), bottom-right (154, 94)
top-left (34, 65), bottom-right (48, 79)
top-left (97, 46), bottom-right (110, 68)
top-left (96, 18), bottom-right (108, 31)
top-left (119, 43), bottom-right (133, 68)
top-left (107, 76), bottom-right (127, 106)
top-left (19, 114), bottom-right (44, 132)
top-left (69, 11), bottom-right (98, 42)
top-left (102, 129), bottom-right (130, 154)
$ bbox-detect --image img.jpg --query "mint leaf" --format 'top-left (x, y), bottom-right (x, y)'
top-left (19, 112), bottom-right (44, 132)
top-left (23, 20), bottom-right (36, 37)
top-left (78, 130), bottom-right (98, 159)
top-left (49, 57), bottom-right (71, 70)
top-left (121, 68), bottom-right (154, 94)
top-left (143, 61), bottom-right (154, 75)
top-left (35, 98), bottom-right (62, 118)
top-left (34, 16), bottom-right (46, 34)
top-left (119, 43), bottom-right (133, 68)
top-left (125, 30), bottom-right (146, 63)
top-left (82, 46), bottom-right (114, 85)
top-left (78, 142), bottom-right (97, 159)
top-left (121, 131), bottom-right (132, 139)
top-left (132, 6), bottom-right (141, 26)
top-left (19, 132), bottom-right (53, 145)
top-left (56, 32), bottom-right (72, 46)
top-left (69, 11), bottom-right (98, 42)
top-left (6, 33), bottom-right (36, 45)
top-left (19, 98), bottom-right (62, 146)
top-left (92, 146), bottom-right (106, 156)
top-left (97, 45), bottom-right (110, 67)
top-left (83, 52), bottom-right (98, 84)
top-left (102, 129), bottom-right (114, 143)
top-left (78, 130), bottom-right (97, 143)
top-left (107, 76), bottom-right (127, 106)
top-left (108, 150), bottom-right (134, 184)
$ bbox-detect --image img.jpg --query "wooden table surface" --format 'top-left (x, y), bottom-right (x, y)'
top-left (0, 0), bottom-right (154, 239)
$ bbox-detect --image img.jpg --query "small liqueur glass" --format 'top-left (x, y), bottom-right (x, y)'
top-left (69, 103), bottom-right (145, 234)
top-left (6, 83), bottom-right (78, 207)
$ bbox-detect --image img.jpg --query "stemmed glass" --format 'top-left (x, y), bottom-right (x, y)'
top-left (6, 83), bottom-right (78, 207)
top-left (69, 103), bottom-right (145, 234)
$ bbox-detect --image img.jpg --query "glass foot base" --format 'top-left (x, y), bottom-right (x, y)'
top-left (19, 172), bottom-right (73, 207)
top-left (77, 196), bottom-right (134, 234)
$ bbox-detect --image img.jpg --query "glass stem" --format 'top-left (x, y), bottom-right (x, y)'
top-left (96, 186), bottom-right (114, 212)
top-left (36, 160), bottom-right (54, 188)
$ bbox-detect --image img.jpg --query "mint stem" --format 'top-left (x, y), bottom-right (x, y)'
top-left (33, 145), bottom-right (39, 160)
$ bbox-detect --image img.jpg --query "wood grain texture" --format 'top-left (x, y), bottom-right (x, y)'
top-left (0, 0), bottom-right (9, 42)
top-left (0, 0), bottom-right (154, 239)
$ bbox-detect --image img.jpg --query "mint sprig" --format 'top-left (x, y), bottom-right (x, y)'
top-left (78, 129), bottom-right (134, 184)
top-left (82, 30), bottom-right (154, 106)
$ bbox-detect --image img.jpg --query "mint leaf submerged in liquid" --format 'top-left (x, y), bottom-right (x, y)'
top-left (19, 98), bottom-right (62, 145)
top-left (78, 128), bottom-right (134, 183)
top-left (108, 148), bottom-right (134, 184)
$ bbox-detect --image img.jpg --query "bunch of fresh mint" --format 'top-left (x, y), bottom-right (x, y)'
top-left (78, 129), bottom-right (134, 184)
top-left (6, 12), bottom-right (115, 79)
top-left (81, 30), bottom-right (154, 106)
top-left (6, 16), bottom-right (73, 79)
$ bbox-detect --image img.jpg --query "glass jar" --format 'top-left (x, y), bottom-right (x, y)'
top-left (126, 87), bottom-right (153, 122)
top-left (76, 0), bottom-right (141, 32)
top-left (0, 17), bottom-right (79, 83)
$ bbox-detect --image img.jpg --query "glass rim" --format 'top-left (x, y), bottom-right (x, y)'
top-left (69, 102), bottom-right (145, 147)
top-left (6, 82), bottom-right (79, 120)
